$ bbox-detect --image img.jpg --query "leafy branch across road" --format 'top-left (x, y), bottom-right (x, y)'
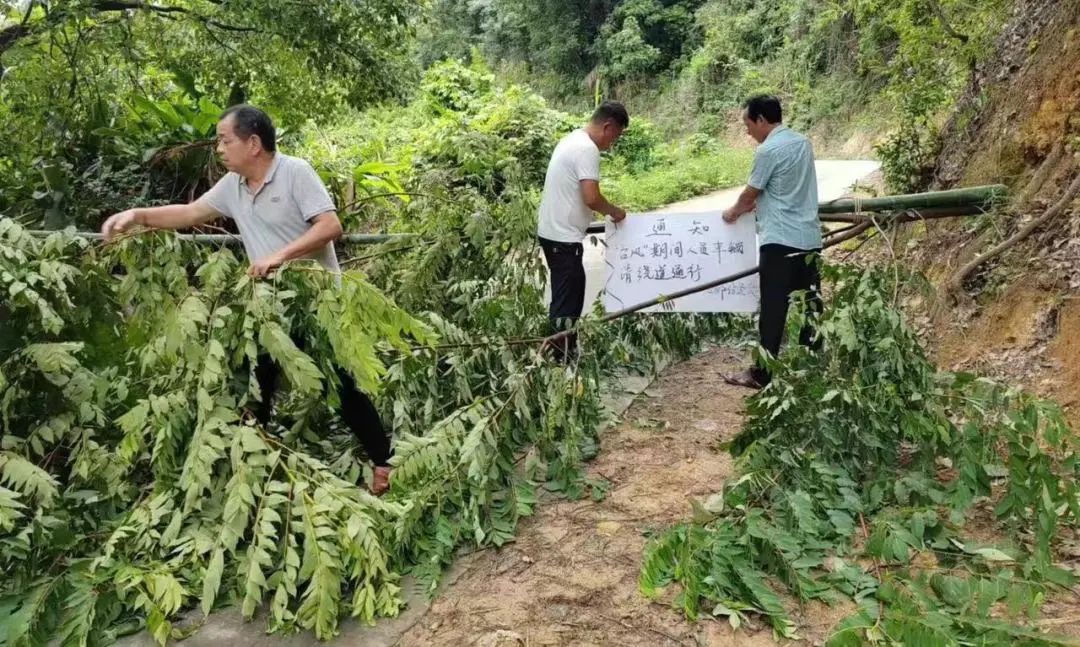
top-left (0, 202), bottom-right (740, 645)
top-left (640, 265), bottom-right (1080, 646)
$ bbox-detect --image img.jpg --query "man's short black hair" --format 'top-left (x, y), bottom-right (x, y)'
top-left (591, 101), bottom-right (629, 129)
top-left (743, 95), bottom-right (783, 124)
top-left (220, 104), bottom-right (277, 152)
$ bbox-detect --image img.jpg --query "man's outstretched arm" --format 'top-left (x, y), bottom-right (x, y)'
top-left (101, 202), bottom-right (221, 240)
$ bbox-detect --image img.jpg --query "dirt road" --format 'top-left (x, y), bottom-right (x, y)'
top-left (399, 349), bottom-right (850, 647)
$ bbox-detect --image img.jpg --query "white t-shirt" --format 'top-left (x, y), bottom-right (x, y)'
top-left (537, 129), bottom-right (601, 243)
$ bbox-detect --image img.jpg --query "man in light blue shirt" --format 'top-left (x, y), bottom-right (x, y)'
top-left (721, 95), bottom-right (822, 389)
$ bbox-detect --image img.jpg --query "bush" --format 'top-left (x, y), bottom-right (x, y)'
top-left (291, 62), bottom-right (576, 230)
top-left (420, 59), bottom-right (495, 114)
top-left (875, 76), bottom-right (949, 192)
top-left (875, 119), bottom-right (941, 193)
top-left (412, 65), bottom-right (575, 196)
top-left (608, 117), bottom-right (661, 173)
top-left (601, 17), bottom-right (662, 80)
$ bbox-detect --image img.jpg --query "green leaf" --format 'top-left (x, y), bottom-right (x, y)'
top-left (0, 451), bottom-right (59, 506)
top-left (972, 547), bottom-right (1014, 563)
top-left (259, 323), bottom-right (323, 396)
top-left (202, 548), bottom-right (225, 617)
top-left (58, 577), bottom-right (97, 647)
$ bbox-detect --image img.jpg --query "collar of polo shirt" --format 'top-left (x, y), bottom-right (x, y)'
top-left (764, 124), bottom-right (788, 142)
top-left (239, 152), bottom-right (284, 187)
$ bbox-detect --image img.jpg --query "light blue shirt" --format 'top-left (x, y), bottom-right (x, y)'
top-left (748, 126), bottom-right (821, 250)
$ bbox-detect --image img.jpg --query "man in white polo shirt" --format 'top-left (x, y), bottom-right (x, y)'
top-left (100, 104), bottom-right (393, 495)
top-left (537, 101), bottom-right (629, 362)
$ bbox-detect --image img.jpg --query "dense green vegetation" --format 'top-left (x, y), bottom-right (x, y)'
top-left (606, 141), bottom-right (752, 211)
top-left (0, 61), bottom-right (742, 643)
top-left (641, 267), bottom-right (1079, 645)
top-left (0, 0), bottom-right (420, 229)
top-left (3, 1), bottom-right (1075, 646)
top-left (0, 0), bottom-right (1016, 232)
top-left (422, 0), bottom-right (1012, 190)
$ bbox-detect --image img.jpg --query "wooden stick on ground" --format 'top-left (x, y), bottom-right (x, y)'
top-left (948, 171), bottom-right (1080, 295)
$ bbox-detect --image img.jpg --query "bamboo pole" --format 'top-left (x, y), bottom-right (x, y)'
top-left (19, 209), bottom-right (974, 244)
top-left (19, 186), bottom-right (1007, 245)
top-left (818, 185), bottom-right (1007, 214)
top-left (22, 230), bottom-right (418, 245)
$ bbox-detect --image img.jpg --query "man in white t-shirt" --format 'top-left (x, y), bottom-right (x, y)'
top-left (537, 101), bottom-right (629, 361)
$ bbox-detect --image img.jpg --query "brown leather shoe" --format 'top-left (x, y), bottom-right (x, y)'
top-left (371, 466), bottom-right (391, 496)
top-left (723, 368), bottom-right (763, 390)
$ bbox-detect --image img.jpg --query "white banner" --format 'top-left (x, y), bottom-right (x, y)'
top-left (603, 212), bottom-right (759, 313)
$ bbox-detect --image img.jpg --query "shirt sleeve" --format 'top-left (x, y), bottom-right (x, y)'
top-left (195, 175), bottom-right (233, 219)
top-left (747, 147), bottom-right (774, 191)
top-left (291, 160), bottom-right (337, 221)
top-left (573, 145), bottom-right (601, 182)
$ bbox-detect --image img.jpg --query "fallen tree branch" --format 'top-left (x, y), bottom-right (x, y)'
top-left (384, 209), bottom-right (984, 355)
top-left (0, 0), bottom-right (256, 58)
top-left (947, 172), bottom-right (1080, 295)
top-left (403, 225), bottom-right (875, 354)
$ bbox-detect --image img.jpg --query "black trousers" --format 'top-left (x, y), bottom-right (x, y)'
top-left (751, 244), bottom-right (823, 386)
top-left (539, 237), bottom-right (586, 361)
top-left (252, 345), bottom-right (391, 466)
